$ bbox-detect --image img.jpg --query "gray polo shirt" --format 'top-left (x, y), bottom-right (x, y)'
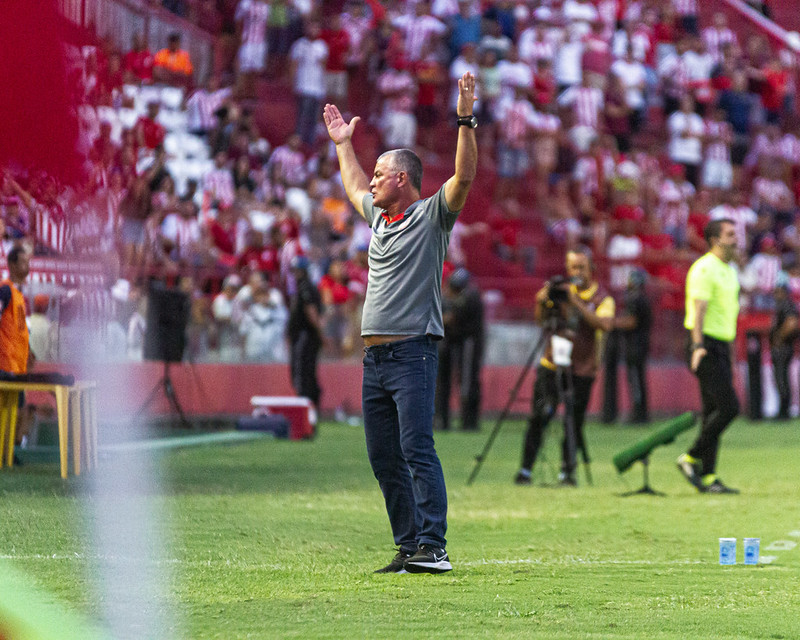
top-left (361, 186), bottom-right (460, 338)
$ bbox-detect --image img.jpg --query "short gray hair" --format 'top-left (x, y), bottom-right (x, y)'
top-left (378, 148), bottom-right (423, 192)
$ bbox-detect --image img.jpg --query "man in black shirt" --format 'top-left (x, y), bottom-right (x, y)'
top-left (620, 270), bottom-right (652, 423)
top-left (287, 256), bottom-right (323, 410)
top-left (770, 283), bottom-right (798, 419)
top-left (603, 270), bottom-right (652, 424)
top-left (435, 269), bottom-right (484, 431)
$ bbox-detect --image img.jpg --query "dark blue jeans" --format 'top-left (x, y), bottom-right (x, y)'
top-left (362, 335), bottom-right (448, 550)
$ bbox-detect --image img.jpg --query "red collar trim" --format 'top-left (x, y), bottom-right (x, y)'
top-left (381, 211), bottom-right (405, 225)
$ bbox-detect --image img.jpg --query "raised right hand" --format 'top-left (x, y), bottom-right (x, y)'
top-left (323, 104), bottom-right (361, 145)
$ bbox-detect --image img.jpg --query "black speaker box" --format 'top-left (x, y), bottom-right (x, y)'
top-left (144, 287), bottom-right (189, 363)
top-left (235, 415), bottom-right (290, 438)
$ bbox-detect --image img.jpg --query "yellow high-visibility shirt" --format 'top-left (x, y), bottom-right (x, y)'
top-left (684, 252), bottom-right (740, 342)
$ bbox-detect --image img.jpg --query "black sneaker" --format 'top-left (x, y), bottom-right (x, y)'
top-left (404, 545), bottom-right (452, 574)
top-left (514, 471), bottom-right (531, 485)
top-left (701, 479), bottom-right (740, 494)
top-left (676, 454), bottom-right (702, 489)
top-left (374, 549), bottom-right (413, 574)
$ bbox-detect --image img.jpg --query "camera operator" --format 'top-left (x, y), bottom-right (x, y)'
top-left (515, 246), bottom-right (615, 486)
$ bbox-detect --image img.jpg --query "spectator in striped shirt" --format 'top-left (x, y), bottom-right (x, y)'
top-left (161, 194), bottom-right (205, 266)
top-left (743, 233), bottom-right (782, 310)
top-left (204, 151), bottom-right (236, 210)
top-left (659, 36), bottom-right (691, 116)
top-left (31, 177), bottom-right (69, 256)
top-left (377, 58), bottom-right (418, 151)
top-left (392, 0), bottom-right (447, 63)
top-left (267, 133), bottom-right (308, 189)
top-left (610, 45), bottom-right (647, 134)
top-left (702, 13), bottom-right (738, 63)
top-left (494, 85), bottom-right (537, 201)
top-left (289, 21), bottom-right (328, 146)
top-left (701, 107), bottom-right (733, 198)
top-left (657, 163), bottom-right (695, 246)
top-left (235, 0), bottom-right (270, 98)
top-left (750, 161), bottom-right (796, 232)
top-left (518, 20), bottom-right (556, 68)
top-left (185, 76), bottom-right (233, 138)
top-left (558, 74), bottom-right (604, 148)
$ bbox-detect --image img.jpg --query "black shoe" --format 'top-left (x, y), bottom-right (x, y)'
top-left (404, 545), bottom-right (452, 574)
top-left (374, 549), bottom-right (413, 574)
top-left (514, 471), bottom-right (531, 485)
top-left (676, 454), bottom-right (702, 489)
top-left (701, 479), bottom-right (740, 494)
top-left (12, 453), bottom-right (23, 466)
top-left (558, 473), bottom-right (577, 487)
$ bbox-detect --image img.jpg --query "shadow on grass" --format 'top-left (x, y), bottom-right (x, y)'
top-left (1, 423), bottom-right (375, 498)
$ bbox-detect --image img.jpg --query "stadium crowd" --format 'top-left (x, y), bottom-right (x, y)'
top-left (3, 0), bottom-right (800, 365)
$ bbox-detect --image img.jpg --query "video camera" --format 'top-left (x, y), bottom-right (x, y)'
top-left (547, 275), bottom-right (574, 304)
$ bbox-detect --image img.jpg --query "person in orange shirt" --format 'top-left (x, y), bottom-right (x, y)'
top-left (0, 246), bottom-right (33, 376)
top-left (0, 246), bottom-right (34, 458)
top-left (153, 32), bottom-right (193, 87)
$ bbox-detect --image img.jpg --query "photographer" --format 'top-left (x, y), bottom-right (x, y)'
top-left (515, 246), bottom-right (615, 486)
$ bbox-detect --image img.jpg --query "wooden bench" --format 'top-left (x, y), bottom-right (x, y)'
top-left (0, 380), bottom-right (98, 479)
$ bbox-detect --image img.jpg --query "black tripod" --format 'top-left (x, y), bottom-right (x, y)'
top-left (134, 361), bottom-right (192, 429)
top-left (467, 317), bottom-right (590, 485)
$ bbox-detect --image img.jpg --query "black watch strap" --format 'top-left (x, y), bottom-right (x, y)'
top-left (456, 115), bottom-right (478, 128)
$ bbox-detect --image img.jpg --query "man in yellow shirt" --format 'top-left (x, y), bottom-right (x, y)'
top-left (678, 218), bottom-right (741, 493)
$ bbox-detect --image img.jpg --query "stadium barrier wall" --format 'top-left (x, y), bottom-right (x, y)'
top-left (29, 361), bottom-right (721, 420)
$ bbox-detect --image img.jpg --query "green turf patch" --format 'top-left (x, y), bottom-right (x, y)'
top-left (1, 418), bottom-right (799, 638)
top-left (0, 561), bottom-right (110, 639)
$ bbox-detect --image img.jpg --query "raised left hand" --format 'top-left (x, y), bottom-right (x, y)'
top-left (456, 71), bottom-right (478, 117)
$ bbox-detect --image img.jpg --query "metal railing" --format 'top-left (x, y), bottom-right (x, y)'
top-left (58, 0), bottom-right (216, 83)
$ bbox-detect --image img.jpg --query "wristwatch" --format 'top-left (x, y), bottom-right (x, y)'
top-left (691, 343), bottom-right (704, 351)
top-left (456, 114), bottom-right (478, 128)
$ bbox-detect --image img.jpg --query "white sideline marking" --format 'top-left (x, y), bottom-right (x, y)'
top-left (1, 554), bottom-right (703, 568)
top-left (459, 557), bottom-right (705, 567)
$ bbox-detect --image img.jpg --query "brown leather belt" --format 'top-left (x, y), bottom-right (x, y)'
top-left (362, 335), bottom-right (409, 347)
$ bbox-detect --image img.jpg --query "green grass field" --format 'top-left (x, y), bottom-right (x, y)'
top-left (2, 417), bottom-right (800, 639)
